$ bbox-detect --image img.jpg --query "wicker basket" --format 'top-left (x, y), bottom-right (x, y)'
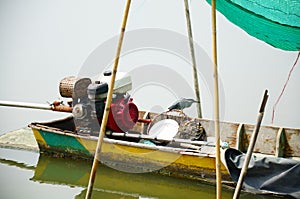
top-left (59, 76), bottom-right (92, 98)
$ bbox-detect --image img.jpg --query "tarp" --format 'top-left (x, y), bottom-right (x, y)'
top-left (223, 148), bottom-right (300, 198)
top-left (206, 0), bottom-right (300, 51)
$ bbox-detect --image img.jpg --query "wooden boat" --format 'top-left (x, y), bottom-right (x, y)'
top-left (28, 110), bottom-right (300, 184)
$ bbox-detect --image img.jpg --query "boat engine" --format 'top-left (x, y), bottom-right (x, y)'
top-left (59, 72), bottom-right (139, 135)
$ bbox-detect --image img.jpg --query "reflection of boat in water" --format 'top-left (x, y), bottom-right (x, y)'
top-left (29, 154), bottom-right (276, 199)
top-left (0, 151), bottom-right (290, 199)
top-left (32, 154), bottom-right (220, 199)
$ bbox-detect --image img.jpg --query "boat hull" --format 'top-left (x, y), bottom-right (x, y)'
top-left (31, 126), bottom-right (231, 182)
top-left (29, 110), bottom-right (300, 183)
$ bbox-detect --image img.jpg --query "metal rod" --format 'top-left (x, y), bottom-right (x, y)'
top-left (107, 132), bottom-right (223, 147)
top-left (0, 100), bottom-right (52, 110)
top-left (232, 90), bottom-right (269, 199)
top-left (85, 1), bottom-right (131, 199)
top-left (0, 100), bottom-right (72, 113)
top-left (184, 0), bottom-right (202, 119)
top-left (211, 0), bottom-right (222, 198)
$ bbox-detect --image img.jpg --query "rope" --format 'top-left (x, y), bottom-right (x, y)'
top-left (271, 50), bottom-right (300, 123)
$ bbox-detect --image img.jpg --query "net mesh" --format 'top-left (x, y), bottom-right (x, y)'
top-left (206, 0), bottom-right (300, 51)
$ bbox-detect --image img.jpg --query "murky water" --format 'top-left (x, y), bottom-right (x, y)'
top-left (0, 148), bottom-right (282, 199)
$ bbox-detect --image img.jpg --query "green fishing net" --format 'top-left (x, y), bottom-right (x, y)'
top-left (206, 0), bottom-right (300, 51)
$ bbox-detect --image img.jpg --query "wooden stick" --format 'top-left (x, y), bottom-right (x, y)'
top-left (85, 1), bottom-right (131, 199)
top-left (183, 0), bottom-right (202, 119)
top-left (211, 0), bottom-right (222, 198)
top-left (232, 90), bottom-right (269, 199)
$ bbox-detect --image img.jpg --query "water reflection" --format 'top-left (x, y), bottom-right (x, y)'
top-left (32, 155), bottom-right (223, 199)
top-left (0, 149), bottom-right (284, 199)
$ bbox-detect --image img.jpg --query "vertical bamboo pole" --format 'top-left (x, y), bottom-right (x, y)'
top-left (233, 90), bottom-right (269, 199)
top-left (85, 1), bottom-right (131, 199)
top-left (184, 0), bottom-right (202, 119)
top-left (211, 0), bottom-right (222, 198)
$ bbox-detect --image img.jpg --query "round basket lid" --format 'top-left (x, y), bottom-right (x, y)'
top-left (148, 119), bottom-right (179, 140)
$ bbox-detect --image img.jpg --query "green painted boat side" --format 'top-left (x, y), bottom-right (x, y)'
top-left (38, 129), bottom-right (90, 156)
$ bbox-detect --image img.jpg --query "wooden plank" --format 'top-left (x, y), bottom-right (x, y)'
top-left (253, 126), bottom-right (277, 155)
top-left (275, 128), bottom-right (285, 157)
top-left (235, 123), bottom-right (244, 151)
top-left (284, 128), bottom-right (300, 157)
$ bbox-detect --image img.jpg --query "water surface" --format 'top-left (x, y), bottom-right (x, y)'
top-left (0, 148), bottom-right (282, 199)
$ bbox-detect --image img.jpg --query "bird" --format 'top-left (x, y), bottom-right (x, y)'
top-left (168, 98), bottom-right (199, 111)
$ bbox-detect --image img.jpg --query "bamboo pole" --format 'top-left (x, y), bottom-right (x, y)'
top-left (183, 0), bottom-right (202, 119)
top-left (211, 0), bottom-right (222, 198)
top-left (232, 90), bottom-right (269, 199)
top-left (85, 1), bottom-right (131, 198)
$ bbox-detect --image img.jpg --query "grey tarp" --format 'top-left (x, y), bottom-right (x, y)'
top-left (223, 148), bottom-right (300, 198)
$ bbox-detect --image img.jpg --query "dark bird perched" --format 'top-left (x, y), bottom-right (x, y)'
top-left (168, 98), bottom-right (199, 111)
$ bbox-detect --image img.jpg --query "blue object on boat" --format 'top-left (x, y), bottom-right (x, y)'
top-left (139, 139), bottom-right (156, 146)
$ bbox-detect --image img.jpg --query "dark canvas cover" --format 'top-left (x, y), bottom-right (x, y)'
top-left (223, 148), bottom-right (300, 198)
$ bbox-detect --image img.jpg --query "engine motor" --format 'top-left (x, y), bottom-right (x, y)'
top-left (59, 72), bottom-right (139, 135)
